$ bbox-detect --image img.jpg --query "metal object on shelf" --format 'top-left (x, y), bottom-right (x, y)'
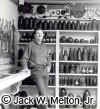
top-left (71, 3), bottom-right (86, 18)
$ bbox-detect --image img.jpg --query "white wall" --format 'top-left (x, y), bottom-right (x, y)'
top-left (0, 0), bottom-right (18, 27)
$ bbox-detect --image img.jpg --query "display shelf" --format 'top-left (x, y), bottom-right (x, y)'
top-left (59, 86), bottom-right (98, 89)
top-left (16, 42), bottom-right (56, 45)
top-left (60, 43), bottom-right (98, 46)
top-left (16, 1), bottom-right (100, 109)
top-left (37, 18), bottom-right (100, 21)
top-left (24, 0), bottom-right (100, 4)
top-left (59, 61), bottom-right (98, 64)
top-left (17, 29), bottom-right (99, 33)
top-left (16, 29), bottom-right (98, 109)
top-left (48, 86), bottom-right (56, 88)
top-left (49, 73), bottom-right (56, 75)
top-left (17, 29), bottom-right (34, 32)
top-left (59, 73), bottom-right (97, 76)
top-left (16, 60), bottom-right (56, 63)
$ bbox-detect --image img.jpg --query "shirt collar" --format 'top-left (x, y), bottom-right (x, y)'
top-left (32, 39), bottom-right (43, 46)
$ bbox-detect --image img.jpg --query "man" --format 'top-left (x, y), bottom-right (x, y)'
top-left (22, 29), bottom-right (51, 109)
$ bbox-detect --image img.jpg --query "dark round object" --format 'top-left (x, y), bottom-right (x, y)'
top-left (36, 5), bottom-right (46, 14)
top-left (74, 38), bottom-right (80, 43)
top-left (18, 5), bottom-right (24, 13)
top-left (61, 10), bottom-right (66, 15)
top-left (80, 39), bottom-right (85, 43)
top-left (90, 39), bottom-right (95, 43)
top-left (60, 36), bottom-right (66, 43)
top-left (56, 10), bottom-right (61, 15)
top-left (67, 37), bottom-right (73, 43)
top-left (59, 88), bottom-right (67, 96)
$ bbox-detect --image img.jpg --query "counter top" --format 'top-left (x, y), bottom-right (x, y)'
top-left (0, 70), bottom-right (31, 91)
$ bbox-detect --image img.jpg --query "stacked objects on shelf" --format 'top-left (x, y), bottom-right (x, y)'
top-left (19, 32), bottom-right (56, 43)
top-left (19, 32), bottom-right (34, 42)
top-left (48, 75), bottom-right (55, 86)
top-left (42, 32), bottom-right (56, 43)
top-left (59, 63), bottom-right (97, 74)
top-left (59, 47), bottom-right (98, 61)
top-left (60, 35), bottom-right (97, 44)
top-left (18, 16), bottom-right (99, 30)
top-left (59, 76), bottom-right (97, 86)
top-left (50, 63), bottom-right (56, 73)
top-left (59, 88), bottom-right (97, 109)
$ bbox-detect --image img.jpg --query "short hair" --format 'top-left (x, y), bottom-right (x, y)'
top-left (33, 27), bottom-right (42, 35)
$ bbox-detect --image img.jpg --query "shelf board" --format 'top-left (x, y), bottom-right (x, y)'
top-left (59, 61), bottom-right (98, 63)
top-left (17, 30), bottom-right (99, 33)
top-left (16, 60), bottom-right (97, 63)
top-left (16, 43), bottom-right (29, 45)
top-left (16, 42), bottom-right (56, 45)
top-left (60, 43), bottom-right (98, 46)
top-left (49, 73), bottom-right (56, 75)
top-left (44, 43), bottom-right (56, 45)
top-left (16, 60), bottom-right (56, 63)
top-left (48, 86), bottom-right (56, 88)
top-left (17, 29), bottom-right (34, 32)
top-left (17, 29), bottom-right (55, 32)
top-left (59, 86), bottom-right (97, 89)
top-left (59, 73), bottom-right (97, 76)
top-left (24, 0), bottom-right (100, 4)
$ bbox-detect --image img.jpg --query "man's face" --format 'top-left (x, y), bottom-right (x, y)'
top-left (34, 30), bottom-right (44, 43)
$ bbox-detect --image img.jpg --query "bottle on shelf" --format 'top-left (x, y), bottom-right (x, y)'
top-left (62, 20), bottom-right (67, 30)
top-left (83, 89), bottom-right (91, 109)
top-left (81, 66), bottom-right (87, 74)
top-left (59, 88), bottom-right (67, 97)
top-left (92, 77), bottom-right (97, 86)
top-left (49, 76), bottom-right (55, 86)
top-left (77, 48), bottom-right (82, 61)
top-left (49, 20), bottom-right (53, 30)
top-left (74, 78), bottom-right (81, 86)
top-left (93, 65), bottom-right (97, 74)
top-left (87, 22), bottom-right (92, 30)
top-left (24, 17), bottom-right (30, 29)
top-left (76, 20), bottom-right (81, 30)
top-left (66, 21), bottom-right (71, 30)
top-left (91, 19), bottom-right (98, 30)
top-left (82, 47), bottom-right (88, 61)
top-left (68, 48), bottom-right (74, 60)
top-left (73, 47), bottom-right (78, 60)
top-left (59, 47), bottom-right (64, 60)
top-left (58, 20), bottom-right (63, 30)
top-left (54, 20), bottom-right (58, 30)
top-left (67, 93), bottom-right (74, 108)
top-left (18, 16), bottom-right (24, 29)
top-left (84, 23), bottom-right (88, 30)
top-left (80, 23), bottom-right (84, 30)
top-left (60, 63), bottom-right (64, 73)
top-left (64, 49), bottom-right (68, 61)
top-left (70, 64), bottom-right (76, 74)
top-left (29, 17), bottom-right (34, 29)
top-left (43, 20), bottom-right (48, 30)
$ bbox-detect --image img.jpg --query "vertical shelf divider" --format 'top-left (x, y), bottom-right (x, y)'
top-left (55, 30), bottom-right (60, 109)
top-left (97, 31), bottom-right (100, 109)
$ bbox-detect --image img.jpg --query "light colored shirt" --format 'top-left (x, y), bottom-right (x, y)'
top-left (22, 39), bottom-right (50, 75)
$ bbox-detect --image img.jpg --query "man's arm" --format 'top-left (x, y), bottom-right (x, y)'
top-left (46, 49), bottom-right (52, 73)
top-left (22, 43), bottom-right (32, 70)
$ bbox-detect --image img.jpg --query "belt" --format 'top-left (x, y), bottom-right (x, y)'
top-left (30, 64), bottom-right (48, 69)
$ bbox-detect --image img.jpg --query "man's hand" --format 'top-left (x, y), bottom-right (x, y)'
top-left (46, 64), bottom-right (51, 73)
top-left (21, 67), bottom-right (30, 72)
